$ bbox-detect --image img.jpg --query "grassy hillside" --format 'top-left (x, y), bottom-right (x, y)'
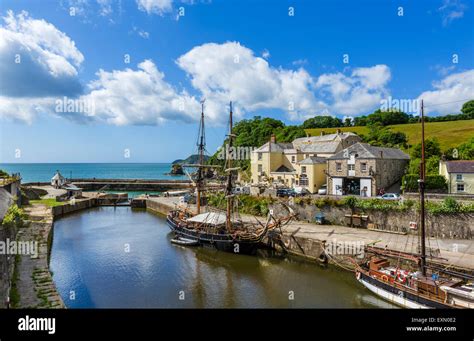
top-left (305, 119), bottom-right (474, 151)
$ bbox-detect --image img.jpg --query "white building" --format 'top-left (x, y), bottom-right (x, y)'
top-left (51, 171), bottom-right (67, 188)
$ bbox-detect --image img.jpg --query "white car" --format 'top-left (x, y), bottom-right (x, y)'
top-left (232, 186), bottom-right (250, 195)
top-left (317, 184), bottom-right (327, 195)
top-left (293, 186), bottom-right (310, 196)
top-left (377, 193), bottom-right (400, 200)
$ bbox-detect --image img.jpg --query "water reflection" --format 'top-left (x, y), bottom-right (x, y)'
top-left (50, 207), bottom-right (397, 309)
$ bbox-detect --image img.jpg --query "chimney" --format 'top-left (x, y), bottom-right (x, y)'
top-left (336, 129), bottom-right (341, 135)
top-left (379, 151), bottom-right (383, 159)
top-left (320, 131), bottom-right (325, 136)
top-left (270, 134), bottom-right (276, 143)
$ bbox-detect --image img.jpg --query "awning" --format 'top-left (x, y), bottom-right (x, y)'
top-left (186, 211), bottom-right (227, 225)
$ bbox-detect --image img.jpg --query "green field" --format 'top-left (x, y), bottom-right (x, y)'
top-left (305, 119), bottom-right (474, 151)
top-left (29, 199), bottom-right (65, 207)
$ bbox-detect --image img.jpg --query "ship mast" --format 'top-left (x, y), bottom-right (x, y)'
top-left (419, 99), bottom-right (427, 276)
top-left (196, 101), bottom-right (206, 214)
top-left (225, 102), bottom-right (234, 231)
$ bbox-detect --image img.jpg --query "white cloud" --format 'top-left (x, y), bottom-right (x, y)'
top-left (82, 60), bottom-right (200, 125)
top-left (418, 69), bottom-right (474, 114)
top-left (176, 42), bottom-right (323, 121)
top-left (261, 49), bottom-right (270, 59)
top-left (0, 11), bottom-right (84, 122)
top-left (132, 26), bottom-right (150, 39)
top-left (97, 0), bottom-right (113, 16)
top-left (292, 59), bottom-right (308, 66)
top-left (136, 0), bottom-right (173, 15)
top-left (0, 13), bottom-right (398, 126)
top-left (438, 0), bottom-right (468, 26)
top-left (315, 65), bottom-right (391, 115)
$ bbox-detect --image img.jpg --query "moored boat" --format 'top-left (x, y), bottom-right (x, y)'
top-left (354, 100), bottom-right (474, 309)
top-left (166, 101), bottom-right (295, 255)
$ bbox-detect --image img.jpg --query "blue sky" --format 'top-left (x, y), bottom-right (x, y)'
top-left (0, 0), bottom-right (473, 162)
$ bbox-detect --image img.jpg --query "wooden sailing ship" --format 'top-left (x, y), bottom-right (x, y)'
top-left (167, 101), bottom-right (294, 255)
top-left (355, 100), bottom-right (474, 308)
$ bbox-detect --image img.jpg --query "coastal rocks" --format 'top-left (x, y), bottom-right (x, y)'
top-left (170, 164), bottom-right (185, 175)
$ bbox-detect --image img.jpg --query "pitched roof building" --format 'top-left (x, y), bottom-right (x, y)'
top-left (250, 131), bottom-right (361, 192)
top-left (326, 142), bottom-right (410, 197)
top-left (439, 159), bottom-right (474, 194)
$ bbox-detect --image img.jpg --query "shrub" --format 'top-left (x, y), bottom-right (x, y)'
top-left (402, 174), bottom-right (447, 192)
top-left (2, 204), bottom-right (27, 227)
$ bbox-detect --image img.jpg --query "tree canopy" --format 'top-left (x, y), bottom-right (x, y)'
top-left (301, 116), bottom-right (343, 129)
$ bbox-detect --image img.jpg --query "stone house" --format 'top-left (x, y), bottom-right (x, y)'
top-left (327, 143), bottom-right (410, 197)
top-left (439, 159), bottom-right (474, 194)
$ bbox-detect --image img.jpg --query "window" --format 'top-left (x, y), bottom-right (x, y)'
top-left (361, 163), bottom-right (367, 172)
top-left (258, 153), bottom-right (262, 161)
top-left (258, 164), bottom-right (262, 173)
top-left (456, 174), bottom-right (463, 181)
top-left (457, 184), bottom-right (464, 192)
top-left (301, 166), bottom-right (307, 174)
top-left (300, 176), bottom-right (309, 186)
top-left (348, 164), bottom-right (355, 171)
top-left (336, 163), bottom-right (342, 172)
top-left (291, 155), bottom-right (296, 163)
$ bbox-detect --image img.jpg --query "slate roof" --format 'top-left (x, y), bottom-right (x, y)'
top-left (273, 165), bottom-right (295, 173)
top-left (292, 132), bottom-right (358, 145)
top-left (446, 160), bottom-right (474, 173)
top-left (300, 141), bottom-right (341, 154)
top-left (298, 156), bottom-right (327, 165)
top-left (328, 143), bottom-right (410, 160)
top-left (254, 142), bottom-right (294, 153)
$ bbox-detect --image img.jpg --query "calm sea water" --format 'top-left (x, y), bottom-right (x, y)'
top-left (0, 163), bottom-right (186, 183)
top-left (50, 207), bottom-right (397, 308)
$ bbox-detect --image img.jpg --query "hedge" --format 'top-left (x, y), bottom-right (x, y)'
top-left (402, 174), bottom-right (447, 192)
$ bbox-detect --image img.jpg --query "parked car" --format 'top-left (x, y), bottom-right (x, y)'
top-left (377, 193), bottom-right (400, 200)
top-left (276, 188), bottom-right (296, 197)
top-left (294, 187), bottom-right (310, 196)
top-left (232, 186), bottom-right (250, 195)
top-left (182, 193), bottom-right (196, 204)
top-left (317, 184), bottom-right (327, 195)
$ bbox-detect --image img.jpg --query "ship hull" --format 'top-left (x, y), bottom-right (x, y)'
top-left (356, 271), bottom-right (451, 309)
top-left (166, 215), bottom-right (261, 255)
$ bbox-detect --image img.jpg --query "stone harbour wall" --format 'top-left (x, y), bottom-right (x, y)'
top-left (270, 202), bottom-right (474, 239)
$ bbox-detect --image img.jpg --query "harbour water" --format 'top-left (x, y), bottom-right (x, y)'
top-left (0, 163), bottom-right (185, 183)
top-left (50, 207), bottom-right (397, 308)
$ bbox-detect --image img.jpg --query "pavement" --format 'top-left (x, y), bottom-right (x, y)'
top-left (15, 204), bottom-right (64, 308)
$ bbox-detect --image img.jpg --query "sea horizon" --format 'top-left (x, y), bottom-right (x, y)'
top-left (0, 162), bottom-right (186, 183)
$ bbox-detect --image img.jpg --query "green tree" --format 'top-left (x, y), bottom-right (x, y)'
top-left (457, 137), bottom-right (474, 160)
top-left (461, 99), bottom-right (474, 119)
top-left (366, 109), bottom-right (410, 126)
top-left (343, 117), bottom-right (353, 127)
top-left (363, 124), bottom-right (408, 148)
top-left (411, 137), bottom-right (441, 159)
top-left (301, 116), bottom-right (343, 129)
top-left (353, 116), bottom-right (368, 126)
top-left (274, 125), bottom-right (306, 142)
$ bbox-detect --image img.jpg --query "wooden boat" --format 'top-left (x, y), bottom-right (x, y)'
top-left (170, 237), bottom-right (199, 246)
top-left (355, 100), bottom-right (474, 309)
top-left (167, 101), bottom-right (294, 255)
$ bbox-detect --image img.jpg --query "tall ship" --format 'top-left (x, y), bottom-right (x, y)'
top-left (355, 100), bottom-right (474, 308)
top-left (167, 101), bottom-right (295, 255)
